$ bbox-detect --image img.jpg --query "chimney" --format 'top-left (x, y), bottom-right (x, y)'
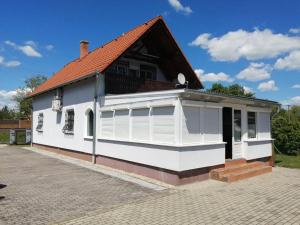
top-left (80, 40), bottom-right (89, 58)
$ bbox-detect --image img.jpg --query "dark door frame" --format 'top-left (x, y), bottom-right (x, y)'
top-left (222, 107), bottom-right (232, 159)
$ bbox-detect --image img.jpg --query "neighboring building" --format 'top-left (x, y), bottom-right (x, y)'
top-left (29, 16), bottom-right (279, 185)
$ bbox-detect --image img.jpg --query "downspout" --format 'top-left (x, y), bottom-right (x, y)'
top-left (30, 100), bottom-right (33, 147)
top-left (92, 71), bottom-right (100, 164)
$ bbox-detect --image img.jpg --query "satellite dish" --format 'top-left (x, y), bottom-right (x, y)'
top-left (177, 73), bottom-right (186, 85)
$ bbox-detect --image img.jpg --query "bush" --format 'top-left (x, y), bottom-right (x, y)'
top-left (272, 106), bottom-right (300, 155)
top-left (0, 130), bottom-right (9, 144)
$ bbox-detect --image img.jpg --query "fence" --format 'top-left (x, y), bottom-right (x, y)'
top-left (0, 120), bottom-right (31, 145)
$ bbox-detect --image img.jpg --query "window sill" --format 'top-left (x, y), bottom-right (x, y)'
top-left (245, 138), bottom-right (274, 142)
top-left (36, 129), bottom-right (43, 132)
top-left (84, 136), bottom-right (93, 140)
top-left (63, 131), bottom-right (74, 135)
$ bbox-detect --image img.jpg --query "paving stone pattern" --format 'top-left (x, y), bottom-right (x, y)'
top-left (1, 146), bottom-right (300, 225)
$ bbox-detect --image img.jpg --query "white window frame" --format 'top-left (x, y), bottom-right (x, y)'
top-left (247, 111), bottom-right (257, 139)
top-left (36, 113), bottom-right (43, 132)
top-left (84, 108), bottom-right (94, 138)
top-left (63, 108), bottom-right (75, 134)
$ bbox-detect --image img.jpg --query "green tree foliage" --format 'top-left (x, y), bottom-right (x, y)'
top-left (0, 106), bottom-right (16, 119)
top-left (13, 75), bottom-right (47, 119)
top-left (207, 83), bottom-right (255, 98)
top-left (272, 106), bottom-right (300, 155)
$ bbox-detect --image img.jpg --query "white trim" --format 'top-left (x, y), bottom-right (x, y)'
top-left (244, 138), bottom-right (274, 142)
top-left (182, 100), bottom-right (222, 108)
top-left (97, 137), bottom-right (225, 148)
top-left (247, 106), bottom-right (272, 113)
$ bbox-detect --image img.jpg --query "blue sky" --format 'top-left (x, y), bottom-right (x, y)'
top-left (0, 0), bottom-right (300, 107)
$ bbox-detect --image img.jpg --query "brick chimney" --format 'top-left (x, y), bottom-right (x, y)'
top-left (80, 40), bottom-right (89, 58)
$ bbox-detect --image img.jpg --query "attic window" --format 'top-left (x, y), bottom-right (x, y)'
top-left (36, 113), bottom-right (43, 132)
top-left (63, 109), bottom-right (74, 134)
top-left (140, 64), bottom-right (157, 80)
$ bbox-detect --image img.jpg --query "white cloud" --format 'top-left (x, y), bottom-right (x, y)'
top-left (0, 89), bottom-right (17, 108)
top-left (18, 45), bottom-right (42, 57)
top-left (195, 68), bottom-right (234, 83)
top-left (168, 0), bottom-right (192, 15)
top-left (243, 86), bottom-right (253, 94)
top-left (274, 50), bottom-right (300, 71)
top-left (45, 44), bottom-right (54, 51)
top-left (292, 84), bottom-right (300, 89)
top-left (4, 40), bottom-right (42, 57)
top-left (25, 40), bottom-right (37, 47)
top-left (289, 28), bottom-right (300, 34)
top-left (290, 96), bottom-right (300, 105)
top-left (257, 80), bottom-right (278, 92)
top-left (0, 56), bottom-right (21, 67)
top-left (236, 62), bottom-right (272, 82)
top-left (189, 29), bottom-right (300, 62)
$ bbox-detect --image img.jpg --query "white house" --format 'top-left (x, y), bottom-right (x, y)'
top-left (30, 16), bottom-right (279, 185)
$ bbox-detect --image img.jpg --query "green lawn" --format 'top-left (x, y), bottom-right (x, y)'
top-left (275, 154), bottom-right (300, 169)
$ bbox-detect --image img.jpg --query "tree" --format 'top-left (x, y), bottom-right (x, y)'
top-left (14, 75), bottom-right (47, 119)
top-left (272, 106), bottom-right (300, 155)
top-left (207, 83), bottom-right (255, 98)
top-left (0, 106), bottom-right (16, 119)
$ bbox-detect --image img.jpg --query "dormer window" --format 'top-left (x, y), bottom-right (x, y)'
top-left (140, 64), bottom-right (157, 80)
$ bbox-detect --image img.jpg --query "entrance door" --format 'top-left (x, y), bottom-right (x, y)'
top-left (222, 107), bottom-right (232, 159)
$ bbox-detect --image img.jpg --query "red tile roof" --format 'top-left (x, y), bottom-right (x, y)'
top-left (30, 16), bottom-right (201, 97)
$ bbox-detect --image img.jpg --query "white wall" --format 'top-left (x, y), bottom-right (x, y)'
top-left (245, 140), bottom-right (272, 160)
top-left (97, 140), bottom-right (225, 171)
top-left (33, 84), bottom-right (273, 172)
top-left (32, 79), bottom-right (96, 154)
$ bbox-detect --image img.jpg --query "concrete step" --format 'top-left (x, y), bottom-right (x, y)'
top-left (222, 166), bottom-right (272, 183)
top-left (225, 158), bottom-right (247, 168)
top-left (210, 161), bottom-right (265, 180)
top-left (210, 160), bottom-right (272, 183)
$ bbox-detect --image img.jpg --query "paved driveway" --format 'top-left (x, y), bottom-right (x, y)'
top-left (1, 145), bottom-right (300, 225)
top-left (0, 146), bottom-right (164, 225)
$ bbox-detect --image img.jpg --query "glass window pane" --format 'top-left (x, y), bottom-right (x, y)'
top-left (247, 112), bottom-right (256, 138)
top-left (234, 110), bottom-right (241, 142)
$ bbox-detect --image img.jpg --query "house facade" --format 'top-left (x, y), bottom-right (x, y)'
top-left (30, 16), bottom-right (279, 185)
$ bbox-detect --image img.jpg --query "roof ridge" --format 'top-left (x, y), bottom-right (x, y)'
top-left (39, 16), bottom-right (162, 85)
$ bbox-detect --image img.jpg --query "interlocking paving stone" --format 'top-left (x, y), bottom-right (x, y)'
top-left (0, 146), bottom-right (168, 225)
top-left (1, 145), bottom-right (300, 225)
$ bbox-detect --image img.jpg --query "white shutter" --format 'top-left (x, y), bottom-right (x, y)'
top-left (100, 111), bottom-right (114, 138)
top-left (258, 112), bottom-right (271, 139)
top-left (114, 109), bottom-right (129, 140)
top-left (152, 106), bottom-right (175, 144)
top-left (182, 106), bottom-right (201, 144)
top-left (203, 108), bottom-right (220, 142)
top-left (131, 108), bottom-right (150, 141)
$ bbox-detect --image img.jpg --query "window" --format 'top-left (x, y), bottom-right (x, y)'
top-left (63, 109), bottom-right (74, 134)
top-left (247, 112), bottom-right (256, 138)
top-left (100, 111), bottom-right (114, 138)
top-left (140, 64), bottom-right (157, 80)
top-left (234, 110), bottom-right (241, 142)
top-left (86, 109), bottom-right (94, 137)
top-left (152, 106), bottom-right (175, 144)
top-left (114, 109), bottom-right (129, 139)
top-left (116, 61), bottom-right (129, 75)
top-left (131, 108), bottom-right (150, 141)
top-left (36, 113), bottom-right (43, 132)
